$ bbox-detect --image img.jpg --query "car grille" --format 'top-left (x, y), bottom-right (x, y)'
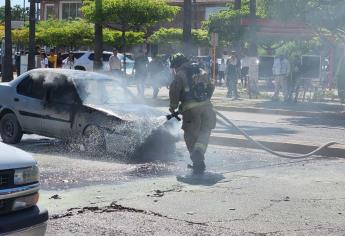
top-left (0, 170), bottom-right (14, 189)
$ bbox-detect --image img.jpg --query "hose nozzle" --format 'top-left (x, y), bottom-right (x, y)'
top-left (166, 111), bottom-right (181, 121)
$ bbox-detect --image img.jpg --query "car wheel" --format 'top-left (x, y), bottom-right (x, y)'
top-left (0, 113), bottom-right (23, 144)
top-left (82, 125), bottom-right (106, 153)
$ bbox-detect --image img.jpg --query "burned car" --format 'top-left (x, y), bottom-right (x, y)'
top-left (0, 69), bottom-right (178, 159)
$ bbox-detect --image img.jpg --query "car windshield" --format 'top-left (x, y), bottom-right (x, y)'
top-left (70, 73), bottom-right (135, 105)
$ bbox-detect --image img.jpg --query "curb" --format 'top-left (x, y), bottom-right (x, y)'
top-left (213, 105), bottom-right (345, 119)
top-left (209, 135), bottom-right (345, 159)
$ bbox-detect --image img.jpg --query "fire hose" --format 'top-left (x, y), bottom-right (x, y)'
top-left (167, 110), bottom-right (338, 159)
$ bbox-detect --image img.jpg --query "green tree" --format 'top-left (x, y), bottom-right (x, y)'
top-left (103, 29), bottom-right (145, 49)
top-left (82, 0), bottom-right (179, 73)
top-left (0, 6), bottom-right (5, 23)
top-left (36, 20), bottom-right (94, 48)
top-left (260, 0), bottom-right (345, 42)
top-left (12, 28), bottom-right (29, 46)
top-left (13, 19), bottom-right (144, 49)
top-left (3, 0), bottom-right (13, 82)
top-left (11, 5), bottom-right (24, 21)
top-left (148, 28), bottom-right (209, 54)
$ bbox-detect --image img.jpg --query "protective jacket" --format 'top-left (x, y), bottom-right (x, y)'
top-left (169, 62), bottom-right (215, 113)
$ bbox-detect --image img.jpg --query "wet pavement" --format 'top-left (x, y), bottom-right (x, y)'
top-left (13, 134), bottom-right (299, 191)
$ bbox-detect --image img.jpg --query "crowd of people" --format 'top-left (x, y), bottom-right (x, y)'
top-left (35, 47), bottom-right (76, 70)
top-left (17, 46), bottom-right (307, 103)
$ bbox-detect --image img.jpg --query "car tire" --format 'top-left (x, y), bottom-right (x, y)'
top-left (82, 125), bottom-right (106, 154)
top-left (0, 113), bottom-right (23, 144)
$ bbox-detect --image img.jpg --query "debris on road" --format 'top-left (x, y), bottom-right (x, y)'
top-left (49, 194), bottom-right (62, 200)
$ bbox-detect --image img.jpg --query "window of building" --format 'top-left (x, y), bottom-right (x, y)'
top-left (61, 2), bottom-right (82, 20)
top-left (45, 4), bottom-right (55, 20)
top-left (205, 7), bottom-right (228, 20)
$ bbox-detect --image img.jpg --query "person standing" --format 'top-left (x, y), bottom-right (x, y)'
top-left (109, 49), bottom-right (122, 77)
top-left (133, 50), bottom-right (149, 97)
top-left (48, 48), bottom-right (57, 68)
top-left (272, 55), bottom-right (290, 101)
top-left (169, 53), bottom-right (216, 175)
top-left (289, 55), bottom-right (301, 102)
top-left (62, 52), bottom-right (76, 69)
top-left (15, 52), bottom-right (21, 76)
top-left (272, 56), bottom-right (282, 101)
top-left (280, 55), bottom-right (291, 102)
top-left (57, 51), bottom-right (63, 68)
top-left (240, 53), bottom-right (250, 87)
top-left (225, 56), bottom-right (239, 99)
top-left (148, 54), bottom-right (164, 99)
top-left (218, 59), bottom-right (226, 85)
top-left (40, 53), bottom-right (48, 68)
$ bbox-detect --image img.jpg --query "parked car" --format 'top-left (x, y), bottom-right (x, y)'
top-left (66, 51), bottom-right (134, 75)
top-left (0, 69), bottom-right (178, 158)
top-left (0, 142), bottom-right (48, 235)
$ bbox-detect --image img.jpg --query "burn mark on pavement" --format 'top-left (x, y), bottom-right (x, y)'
top-left (50, 201), bottom-right (208, 226)
top-left (147, 185), bottom-right (183, 198)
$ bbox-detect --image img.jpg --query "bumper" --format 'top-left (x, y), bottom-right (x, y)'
top-left (0, 205), bottom-right (48, 236)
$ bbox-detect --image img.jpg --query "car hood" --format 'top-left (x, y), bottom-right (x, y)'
top-left (0, 143), bottom-right (37, 170)
top-left (83, 103), bottom-right (165, 122)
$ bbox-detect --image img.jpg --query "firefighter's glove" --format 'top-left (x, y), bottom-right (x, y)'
top-left (169, 107), bottom-right (176, 114)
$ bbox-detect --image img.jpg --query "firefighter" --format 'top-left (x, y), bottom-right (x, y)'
top-left (169, 53), bottom-right (216, 175)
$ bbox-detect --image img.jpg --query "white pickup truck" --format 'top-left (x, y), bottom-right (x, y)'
top-left (0, 142), bottom-right (48, 235)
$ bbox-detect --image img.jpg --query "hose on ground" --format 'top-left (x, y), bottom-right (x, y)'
top-left (215, 110), bottom-right (338, 159)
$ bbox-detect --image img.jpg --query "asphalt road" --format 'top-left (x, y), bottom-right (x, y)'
top-left (5, 107), bottom-right (345, 235)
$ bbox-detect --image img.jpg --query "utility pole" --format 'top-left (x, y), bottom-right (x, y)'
top-left (94, 0), bottom-right (103, 71)
top-left (234, 0), bottom-right (241, 52)
top-left (3, 0), bottom-right (13, 82)
top-left (27, 0), bottom-right (36, 70)
top-left (249, 0), bottom-right (257, 57)
top-left (183, 0), bottom-right (192, 56)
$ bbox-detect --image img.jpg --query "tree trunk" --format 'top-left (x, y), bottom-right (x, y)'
top-left (27, 0), bottom-right (36, 70)
top-left (121, 30), bottom-right (126, 75)
top-left (94, 0), bottom-right (103, 71)
top-left (2, 0), bottom-right (13, 82)
top-left (248, 0), bottom-right (257, 57)
top-left (183, 0), bottom-right (192, 56)
top-left (234, 0), bottom-right (241, 52)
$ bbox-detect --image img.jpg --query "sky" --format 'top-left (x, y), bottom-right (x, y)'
top-left (0, 0), bottom-right (29, 7)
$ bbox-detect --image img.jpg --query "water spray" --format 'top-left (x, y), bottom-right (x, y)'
top-left (167, 110), bottom-right (338, 159)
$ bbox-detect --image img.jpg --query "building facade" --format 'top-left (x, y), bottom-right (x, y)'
top-left (40, 0), bottom-right (233, 28)
top-left (40, 0), bottom-right (83, 20)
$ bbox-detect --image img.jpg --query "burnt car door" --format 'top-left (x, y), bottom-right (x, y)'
top-left (41, 73), bottom-right (80, 138)
top-left (15, 73), bottom-right (45, 132)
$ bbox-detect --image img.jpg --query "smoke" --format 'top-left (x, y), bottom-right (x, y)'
top-left (29, 69), bottom-right (179, 160)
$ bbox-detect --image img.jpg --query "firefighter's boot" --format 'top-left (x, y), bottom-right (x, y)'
top-left (190, 150), bottom-right (206, 175)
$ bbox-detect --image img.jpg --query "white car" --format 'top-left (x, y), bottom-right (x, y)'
top-left (72, 51), bottom-right (134, 75)
top-left (0, 142), bottom-right (48, 235)
top-left (0, 69), bottom-right (178, 158)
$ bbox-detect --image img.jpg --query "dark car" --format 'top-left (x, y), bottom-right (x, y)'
top-left (0, 69), bottom-right (178, 158)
